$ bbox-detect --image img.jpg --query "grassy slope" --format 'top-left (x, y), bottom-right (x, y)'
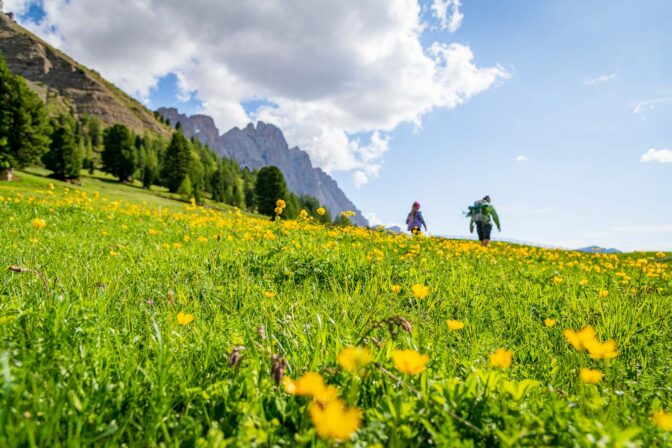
top-left (0, 174), bottom-right (671, 446)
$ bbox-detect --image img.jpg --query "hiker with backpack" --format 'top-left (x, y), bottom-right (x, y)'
top-left (406, 201), bottom-right (427, 236)
top-left (467, 195), bottom-right (501, 247)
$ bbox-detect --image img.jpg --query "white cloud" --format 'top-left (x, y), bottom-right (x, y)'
top-left (584, 73), bottom-right (617, 85)
top-left (640, 148), bottom-right (672, 164)
top-left (515, 155), bottom-right (529, 162)
top-left (18, 0), bottom-right (508, 185)
top-left (431, 0), bottom-right (463, 33)
top-left (632, 96), bottom-right (672, 115)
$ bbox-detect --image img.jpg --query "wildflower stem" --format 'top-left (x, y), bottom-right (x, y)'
top-left (374, 364), bottom-right (484, 436)
top-left (7, 265), bottom-right (49, 291)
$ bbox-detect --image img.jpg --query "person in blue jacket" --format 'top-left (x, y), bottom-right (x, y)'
top-left (406, 201), bottom-right (427, 236)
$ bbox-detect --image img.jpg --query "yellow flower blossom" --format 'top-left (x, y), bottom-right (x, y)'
top-left (652, 411), bottom-right (672, 431)
top-left (274, 207), bottom-right (284, 215)
top-left (563, 326), bottom-right (596, 351)
top-left (309, 399), bottom-right (361, 441)
top-left (598, 289), bottom-right (609, 298)
top-left (391, 284), bottom-right (401, 294)
top-left (32, 218), bottom-right (46, 229)
top-left (447, 319), bottom-right (465, 331)
top-left (316, 207), bottom-right (326, 216)
top-left (579, 279), bottom-right (589, 286)
top-left (544, 318), bottom-right (556, 328)
top-left (276, 199), bottom-right (286, 208)
top-left (411, 284), bottom-right (429, 299)
top-left (584, 338), bottom-right (618, 360)
top-left (392, 349), bottom-right (429, 375)
top-left (580, 368), bottom-right (603, 384)
top-left (148, 229), bottom-right (158, 235)
top-left (197, 236), bottom-right (208, 243)
top-left (283, 372), bottom-right (339, 402)
top-left (264, 291), bottom-right (277, 299)
top-left (489, 348), bottom-right (513, 369)
top-left (109, 250), bottom-right (119, 257)
top-left (337, 347), bottom-right (372, 373)
top-left (177, 312), bottom-right (195, 326)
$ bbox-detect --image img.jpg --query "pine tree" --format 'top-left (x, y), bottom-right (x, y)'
top-left (161, 131), bottom-right (193, 193)
top-left (255, 166), bottom-right (289, 217)
top-left (102, 124), bottom-right (137, 182)
top-left (0, 55), bottom-right (51, 177)
top-left (43, 116), bottom-right (82, 180)
top-left (143, 148), bottom-right (159, 189)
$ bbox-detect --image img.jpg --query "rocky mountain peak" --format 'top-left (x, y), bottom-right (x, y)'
top-left (160, 110), bottom-right (368, 226)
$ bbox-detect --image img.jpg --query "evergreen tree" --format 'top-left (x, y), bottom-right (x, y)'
top-left (102, 124), bottom-right (137, 182)
top-left (143, 148), bottom-right (159, 189)
top-left (0, 56), bottom-right (51, 175)
top-left (284, 192), bottom-right (301, 219)
top-left (161, 131), bottom-right (193, 193)
top-left (43, 116), bottom-right (82, 180)
top-left (255, 166), bottom-right (289, 217)
top-left (177, 175), bottom-right (193, 200)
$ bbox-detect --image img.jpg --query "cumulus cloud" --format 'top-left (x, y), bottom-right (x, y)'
top-left (584, 73), bottom-right (616, 85)
top-left (18, 0), bottom-right (508, 185)
top-left (431, 0), bottom-right (463, 33)
top-left (516, 155), bottom-right (529, 162)
top-left (640, 148), bottom-right (672, 163)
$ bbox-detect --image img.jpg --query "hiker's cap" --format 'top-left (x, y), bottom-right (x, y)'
top-left (413, 201), bottom-right (421, 209)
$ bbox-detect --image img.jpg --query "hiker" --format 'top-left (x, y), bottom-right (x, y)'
top-left (406, 201), bottom-right (427, 236)
top-left (468, 195), bottom-right (501, 247)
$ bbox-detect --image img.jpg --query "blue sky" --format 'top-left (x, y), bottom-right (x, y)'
top-left (12, 0), bottom-right (672, 251)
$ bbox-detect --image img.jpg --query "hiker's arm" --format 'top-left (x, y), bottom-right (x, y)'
top-left (420, 213), bottom-right (427, 230)
top-left (491, 208), bottom-right (501, 230)
top-left (469, 215), bottom-right (474, 233)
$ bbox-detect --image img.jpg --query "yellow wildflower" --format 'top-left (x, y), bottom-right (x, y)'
top-left (552, 276), bottom-right (563, 285)
top-left (489, 348), bottom-right (513, 369)
top-left (197, 236), bottom-right (208, 243)
top-left (183, 235), bottom-right (191, 242)
top-left (579, 279), bottom-right (588, 286)
top-left (31, 218), bottom-right (46, 229)
top-left (563, 326), bottom-right (596, 351)
top-left (392, 349), bottom-right (429, 375)
top-left (274, 206), bottom-right (284, 215)
top-left (598, 290), bottom-right (609, 298)
top-left (584, 338), bottom-right (618, 360)
top-left (309, 399), bottom-right (361, 441)
top-left (317, 207), bottom-right (326, 216)
top-left (148, 229), bottom-right (158, 235)
top-left (109, 250), bottom-right (119, 257)
top-left (264, 291), bottom-right (277, 299)
top-left (652, 411), bottom-right (672, 431)
top-left (447, 319), bottom-right (465, 331)
top-left (337, 347), bottom-right (372, 373)
top-left (579, 368), bottom-right (603, 384)
top-left (544, 318), bottom-right (556, 328)
top-left (411, 284), bottom-right (429, 299)
top-left (299, 210), bottom-right (309, 219)
top-left (391, 284), bottom-right (402, 294)
top-left (177, 312), bottom-right (195, 326)
top-left (283, 372), bottom-right (338, 402)
top-left (276, 199), bottom-right (286, 208)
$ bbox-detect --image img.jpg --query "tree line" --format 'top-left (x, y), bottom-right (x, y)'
top-left (0, 55), bottom-right (341, 223)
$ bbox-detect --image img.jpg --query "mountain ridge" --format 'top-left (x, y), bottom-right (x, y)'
top-left (0, 14), bottom-right (170, 137)
top-left (159, 107), bottom-right (368, 226)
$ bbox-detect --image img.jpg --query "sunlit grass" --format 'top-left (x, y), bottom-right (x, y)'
top-left (1, 173), bottom-right (670, 446)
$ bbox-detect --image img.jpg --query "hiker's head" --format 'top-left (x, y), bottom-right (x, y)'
top-left (413, 201), bottom-right (421, 210)
top-left (483, 195), bottom-right (491, 203)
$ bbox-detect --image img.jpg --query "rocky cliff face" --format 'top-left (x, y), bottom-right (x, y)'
top-left (0, 14), bottom-right (169, 137)
top-left (158, 108), bottom-right (368, 226)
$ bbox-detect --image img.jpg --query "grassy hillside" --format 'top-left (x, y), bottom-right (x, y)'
top-left (1, 174), bottom-right (671, 446)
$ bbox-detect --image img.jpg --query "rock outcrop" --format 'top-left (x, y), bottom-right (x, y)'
top-left (159, 108), bottom-right (368, 226)
top-left (0, 14), bottom-right (170, 137)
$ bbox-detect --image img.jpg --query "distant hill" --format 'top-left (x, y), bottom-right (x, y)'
top-left (576, 246), bottom-right (622, 254)
top-left (0, 14), bottom-right (170, 138)
top-left (159, 108), bottom-right (368, 226)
